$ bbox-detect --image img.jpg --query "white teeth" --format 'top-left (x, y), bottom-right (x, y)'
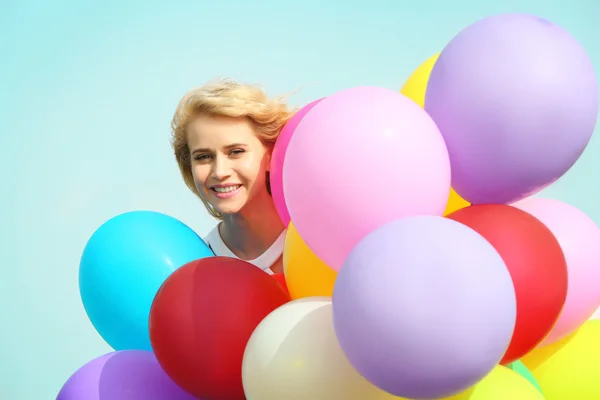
top-left (214, 185), bottom-right (240, 193)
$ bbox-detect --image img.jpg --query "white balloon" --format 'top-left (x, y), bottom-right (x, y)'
top-left (242, 297), bottom-right (400, 400)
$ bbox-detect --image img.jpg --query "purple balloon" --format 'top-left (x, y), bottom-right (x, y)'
top-left (425, 13), bottom-right (599, 205)
top-left (56, 351), bottom-right (197, 400)
top-left (332, 216), bottom-right (517, 399)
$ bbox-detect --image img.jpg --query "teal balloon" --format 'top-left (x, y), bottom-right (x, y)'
top-left (79, 211), bottom-right (214, 350)
top-left (507, 361), bottom-right (543, 394)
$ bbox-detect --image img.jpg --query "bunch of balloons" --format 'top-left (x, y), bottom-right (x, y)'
top-left (56, 12), bottom-right (600, 400)
top-left (266, 12), bottom-right (600, 400)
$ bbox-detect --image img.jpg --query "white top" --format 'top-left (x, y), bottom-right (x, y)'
top-left (203, 223), bottom-right (286, 275)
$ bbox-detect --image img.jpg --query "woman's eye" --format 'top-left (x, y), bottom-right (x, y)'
top-left (230, 149), bottom-right (245, 156)
top-left (195, 154), bottom-right (211, 161)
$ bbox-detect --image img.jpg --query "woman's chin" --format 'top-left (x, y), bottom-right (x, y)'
top-left (212, 200), bottom-right (247, 216)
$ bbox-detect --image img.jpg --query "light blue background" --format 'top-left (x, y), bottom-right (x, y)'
top-left (1, 0), bottom-right (598, 398)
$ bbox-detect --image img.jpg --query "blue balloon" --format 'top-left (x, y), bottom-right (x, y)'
top-left (79, 211), bottom-right (214, 350)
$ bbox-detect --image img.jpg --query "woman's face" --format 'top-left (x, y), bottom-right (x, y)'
top-left (187, 114), bottom-right (271, 216)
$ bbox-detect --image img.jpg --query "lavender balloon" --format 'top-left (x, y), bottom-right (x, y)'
top-left (425, 13), bottom-right (599, 204)
top-left (56, 350), bottom-right (197, 400)
top-left (332, 216), bottom-right (517, 399)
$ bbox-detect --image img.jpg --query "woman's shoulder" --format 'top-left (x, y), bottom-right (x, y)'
top-left (202, 223), bottom-right (221, 246)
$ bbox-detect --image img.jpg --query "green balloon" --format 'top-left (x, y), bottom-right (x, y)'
top-left (507, 361), bottom-right (543, 394)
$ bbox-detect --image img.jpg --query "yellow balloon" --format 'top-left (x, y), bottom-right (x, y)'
top-left (444, 366), bottom-right (545, 400)
top-left (444, 188), bottom-right (471, 216)
top-left (521, 320), bottom-right (600, 399)
top-left (400, 53), bottom-right (440, 108)
top-left (400, 54), bottom-right (470, 215)
top-left (283, 222), bottom-right (337, 299)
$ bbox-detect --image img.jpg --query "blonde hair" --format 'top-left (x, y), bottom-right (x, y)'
top-left (171, 78), bottom-right (296, 219)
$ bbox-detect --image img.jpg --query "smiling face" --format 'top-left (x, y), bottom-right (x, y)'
top-left (187, 114), bottom-right (271, 216)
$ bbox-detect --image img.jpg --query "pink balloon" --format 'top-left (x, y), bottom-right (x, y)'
top-left (282, 86), bottom-right (451, 270)
top-left (270, 98), bottom-right (323, 226)
top-left (512, 197), bottom-right (600, 345)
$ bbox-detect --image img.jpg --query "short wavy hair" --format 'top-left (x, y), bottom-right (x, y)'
top-left (171, 78), bottom-right (295, 219)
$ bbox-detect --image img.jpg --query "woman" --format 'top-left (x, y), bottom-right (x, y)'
top-left (170, 78), bottom-right (295, 274)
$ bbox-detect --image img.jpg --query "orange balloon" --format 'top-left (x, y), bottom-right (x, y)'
top-left (283, 222), bottom-right (337, 299)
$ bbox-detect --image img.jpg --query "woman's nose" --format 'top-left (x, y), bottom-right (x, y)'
top-left (211, 157), bottom-right (231, 180)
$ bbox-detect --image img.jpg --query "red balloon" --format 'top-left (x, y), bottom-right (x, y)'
top-left (447, 204), bottom-right (567, 364)
top-left (149, 256), bottom-right (291, 399)
top-left (271, 273), bottom-right (289, 295)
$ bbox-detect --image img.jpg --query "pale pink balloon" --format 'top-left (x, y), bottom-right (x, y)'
top-left (282, 86), bottom-right (451, 270)
top-left (270, 98), bottom-right (323, 226)
top-left (512, 197), bottom-right (600, 345)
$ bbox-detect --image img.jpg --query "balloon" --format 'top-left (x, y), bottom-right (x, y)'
top-left (447, 205), bottom-right (568, 363)
top-left (242, 297), bottom-right (400, 400)
top-left (400, 54), bottom-right (471, 216)
top-left (272, 273), bottom-right (290, 295)
top-left (400, 53), bottom-right (440, 108)
top-left (332, 216), bottom-right (517, 399)
top-left (512, 197), bottom-right (600, 346)
top-left (445, 365), bottom-right (545, 400)
top-left (522, 320), bottom-right (600, 399)
top-left (425, 13), bottom-right (599, 205)
top-left (79, 211), bottom-right (213, 351)
top-left (445, 188), bottom-right (470, 216)
top-left (56, 350), bottom-right (196, 400)
top-left (149, 256), bottom-right (291, 400)
top-left (283, 222), bottom-right (337, 299)
top-left (507, 361), bottom-right (543, 393)
top-left (270, 98), bottom-right (323, 226)
top-left (283, 86), bottom-right (451, 270)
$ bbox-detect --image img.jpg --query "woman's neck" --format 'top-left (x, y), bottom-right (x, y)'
top-left (219, 191), bottom-right (285, 260)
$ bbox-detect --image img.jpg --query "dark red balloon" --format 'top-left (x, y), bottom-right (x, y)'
top-left (447, 204), bottom-right (567, 364)
top-left (271, 273), bottom-right (289, 295)
top-left (149, 256), bottom-right (291, 399)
